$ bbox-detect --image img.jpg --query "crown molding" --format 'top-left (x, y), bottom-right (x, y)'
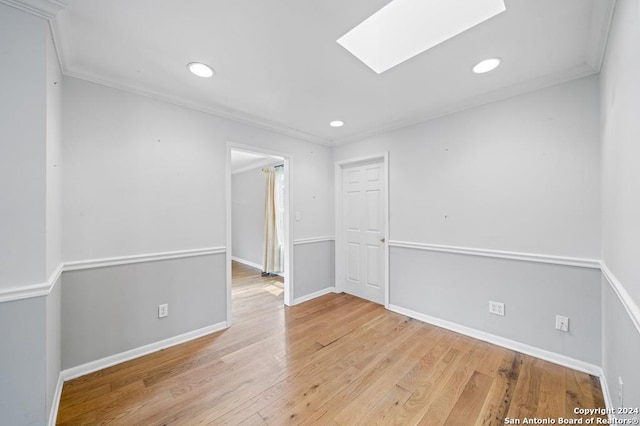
top-left (332, 63), bottom-right (597, 146)
top-left (63, 70), bottom-right (333, 147)
top-left (4, 0), bottom-right (611, 149)
top-left (586, 0), bottom-right (617, 73)
top-left (0, 0), bottom-right (71, 81)
top-left (0, 0), bottom-right (65, 19)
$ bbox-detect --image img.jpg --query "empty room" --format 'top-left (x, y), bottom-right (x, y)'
top-left (1, 0), bottom-right (639, 425)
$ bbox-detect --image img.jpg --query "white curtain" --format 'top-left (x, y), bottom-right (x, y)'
top-left (262, 166), bottom-right (284, 274)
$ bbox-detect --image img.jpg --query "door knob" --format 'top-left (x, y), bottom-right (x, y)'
top-left (380, 237), bottom-right (386, 243)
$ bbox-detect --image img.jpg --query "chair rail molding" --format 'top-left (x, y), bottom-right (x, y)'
top-left (64, 247), bottom-right (226, 271)
top-left (0, 263), bottom-right (63, 304)
top-left (293, 236), bottom-right (335, 245)
top-left (0, 248), bottom-right (225, 303)
top-left (601, 261), bottom-right (640, 335)
top-left (388, 240), bottom-right (601, 269)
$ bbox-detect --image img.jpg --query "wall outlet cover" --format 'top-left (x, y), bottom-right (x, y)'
top-left (555, 315), bottom-right (569, 332)
top-left (489, 301), bottom-right (505, 316)
top-left (158, 303), bottom-right (169, 318)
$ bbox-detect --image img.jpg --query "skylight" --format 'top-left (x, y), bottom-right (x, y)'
top-left (337, 0), bottom-right (506, 74)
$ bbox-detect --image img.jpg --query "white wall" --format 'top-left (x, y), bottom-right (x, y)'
top-left (46, 28), bottom-right (63, 277)
top-left (0, 3), bottom-right (47, 288)
top-left (232, 167), bottom-right (265, 267)
top-left (599, 0), bottom-right (640, 414)
top-left (334, 75), bottom-right (602, 365)
top-left (335, 75), bottom-right (601, 258)
top-left (63, 77), bottom-right (334, 261)
top-left (62, 78), bottom-right (224, 260)
top-left (61, 76), bottom-right (335, 368)
top-left (600, 0), bottom-right (640, 310)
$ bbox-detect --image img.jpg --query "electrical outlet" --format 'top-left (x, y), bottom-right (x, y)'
top-left (555, 315), bottom-right (569, 332)
top-left (489, 301), bottom-right (505, 316)
top-left (158, 303), bottom-right (168, 318)
top-left (618, 377), bottom-right (624, 407)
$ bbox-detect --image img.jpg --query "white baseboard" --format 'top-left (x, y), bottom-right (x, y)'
top-left (48, 373), bottom-right (64, 426)
top-left (292, 287), bottom-right (337, 306)
top-left (60, 321), bottom-right (227, 381)
top-left (231, 256), bottom-right (263, 271)
top-left (388, 304), bottom-right (602, 377)
top-left (600, 370), bottom-right (615, 420)
top-left (231, 256), bottom-right (286, 277)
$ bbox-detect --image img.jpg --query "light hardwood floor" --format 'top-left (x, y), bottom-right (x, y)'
top-left (57, 261), bottom-right (606, 425)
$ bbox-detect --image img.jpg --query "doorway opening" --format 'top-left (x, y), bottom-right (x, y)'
top-left (226, 142), bottom-right (294, 326)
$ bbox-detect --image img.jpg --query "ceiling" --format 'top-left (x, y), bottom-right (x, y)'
top-left (43, 0), bottom-right (614, 145)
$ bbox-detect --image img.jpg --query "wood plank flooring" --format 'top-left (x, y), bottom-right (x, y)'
top-left (56, 262), bottom-right (606, 425)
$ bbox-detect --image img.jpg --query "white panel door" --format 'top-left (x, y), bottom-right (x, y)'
top-left (342, 161), bottom-right (385, 304)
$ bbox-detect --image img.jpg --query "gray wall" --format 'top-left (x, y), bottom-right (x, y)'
top-left (0, 298), bottom-right (47, 426)
top-left (602, 280), bottom-right (640, 413)
top-left (294, 241), bottom-right (336, 301)
top-left (391, 247), bottom-right (601, 364)
top-left (599, 0), bottom-right (640, 413)
top-left (46, 279), bottom-right (62, 416)
top-left (232, 167), bottom-right (265, 266)
top-left (334, 75), bottom-right (602, 366)
top-left (62, 255), bottom-right (226, 369)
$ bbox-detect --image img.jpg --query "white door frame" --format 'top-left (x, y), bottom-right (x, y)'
top-left (226, 141), bottom-right (295, 326)
top-left (334, 152), bottom-right (389, 308)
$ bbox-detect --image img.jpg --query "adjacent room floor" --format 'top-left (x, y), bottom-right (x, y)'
top-left (56, 262), bottom-right (606, 424)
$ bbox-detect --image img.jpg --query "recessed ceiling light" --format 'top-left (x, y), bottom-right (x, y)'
top-left (330, 120), bottom-right (344, 127)
top-left (338, 0), bottom-right (506, 74)
top-left (473, 58), bottom-right (501, 74)
top-left (187, 62), bottom-right (214, 78)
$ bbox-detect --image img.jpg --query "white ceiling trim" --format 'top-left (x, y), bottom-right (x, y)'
top-left (63, 69), bottom-right (333, 147)
top-left (0, 0), bottom-right (71, 85)
top-left (5, 0), bottom-right (617, 148)
top-left (49, 8), bottom-right (71, 73)
top-left (333, 63), bottom-right (597, 146)
top-left (0, 0), bottom-right (65, 19)
top-left (3, 0), bottom-right (333, 147)
top-left (586, 0), bottom-right (617, 72)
